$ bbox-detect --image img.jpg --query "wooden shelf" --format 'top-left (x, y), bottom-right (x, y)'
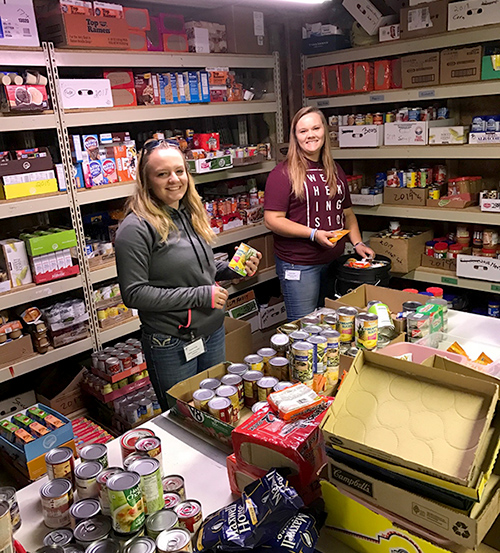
top-left (402, 267), bottom-right (500, 293)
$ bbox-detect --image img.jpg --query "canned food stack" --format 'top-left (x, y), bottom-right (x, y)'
top-left (335, 105), bottom-right (448, 127)
top-left (39, 430), bottom-right (203, 553)
top-left (425, 225), bottom-right (500, 261)
top-left (72, 418), bottom-right (114, 455)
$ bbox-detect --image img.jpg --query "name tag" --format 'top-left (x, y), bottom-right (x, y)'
top-left (184, 338), bottom-right (205, 362)
top-left (285, 270), bottom-right (301, 281)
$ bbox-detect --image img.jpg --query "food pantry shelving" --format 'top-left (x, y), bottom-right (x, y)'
top-left (0, 43), bottom-right (283, 382)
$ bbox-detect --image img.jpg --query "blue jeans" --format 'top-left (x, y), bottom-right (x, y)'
top-left (275, 257), bottom-right (331, 321)
top-left (142, 324), bottom-right (226, 411)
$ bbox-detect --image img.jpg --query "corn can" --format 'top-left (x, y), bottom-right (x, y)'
top-left (337, 307), bottom-right (358, 344)
top-left (355, 313), bottom-right (379, 350)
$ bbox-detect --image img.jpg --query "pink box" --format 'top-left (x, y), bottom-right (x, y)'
top-left (158, 12), bottom-right (185, 35)
top-left (146, 16), bottom-right (163, 51)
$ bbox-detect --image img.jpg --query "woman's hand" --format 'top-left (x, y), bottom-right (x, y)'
top-left (355, 242), bottom-right (375, 259)
top-left (314, 230), bottom-right (338, 248)
top-left (245, 252), bottom-right (262, 277)
top-left (212, 285), bottom-right (229, 310)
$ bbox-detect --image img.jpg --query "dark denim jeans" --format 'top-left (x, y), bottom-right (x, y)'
top-left (142, 324), bottom-right (226, 410)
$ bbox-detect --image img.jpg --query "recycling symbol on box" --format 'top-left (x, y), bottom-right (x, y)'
top-left (453, 521), bottom-right (470, 539)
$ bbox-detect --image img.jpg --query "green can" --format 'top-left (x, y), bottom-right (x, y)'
top-left (128, 458), bottom-right (164, 516)
top-left (107, 472), bottom-right (145, 535)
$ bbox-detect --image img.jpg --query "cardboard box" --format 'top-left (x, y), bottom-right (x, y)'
top-left (103, 71), bottom-right (137, 107)
top-left (185, 20), bottom-right (227, 54)
top-left (145, 16), bottom-right (163, 52)
top-left (370, 229), bottom-right (433, 272)
top-left (226, 290), bottom-right (260, 333)
top-left (158, 12), bottom-right (185, 35)
top-left (224, 317), bottom-right (252, 364)
top-left (187, 155), bottom-right (233, 174)
top-left (401, 52), bottom-right (440, 89)
top-left (1, 85), bottom-right (49, 113)
top-left (469, 132), bottom-right (500, 144)
top-left (123, 7), bottom-right (150, 31)
top-left (0, 0), bottom-right (39, 47)
top-left (426, 194), bottom-right (478, 209)
top-left (59, 79), bottom-right (113, 109)
top-left (36, 11), bottom-right (129, 49)
top-left (456, 254), bottom-right (500, 283)
top-left (352, 62), bottom-right (374, 93)
top-left (212, 6), bottom-right (269, 55)
top-left (325, 65), bottom-right (341, 96)
top-left (481, 53), bottom-right (500, 81)
top-left (342, 0), bottom-right (398, 35)
top-left (384, 121), bottom-right (428, 145)
top-left (448, 0), bottom-right (500, 30)
top-left (0, 391), bottom-right (36, 418)
top-left (162, 34), bottom-right (188, 53)
top-left (303, 67), bottom-right (328, 98)
top-left (0, 148), bottom-right (53, 177)
top-left (351, 193), bottom-right (384, 205)
top-left (134, 73), bottom-right (161, 105)
top-left (0, 240), bottom-right (33, 287)
top-left (128, 30), bottom-right (147, 51)
top-left (421, 254), bottom-right (456, 272)
top-left (326, 457), bottom-right (500, 550)
top-left (480, 196), bottom-right (500, 213)
top-left (378, 23), bottom-right (400, 41)
top-left (0, 335), bottom-right (34, 367)
top-left (259, 297), bottom-right (287, 330)
top-left (339, 63), bottom-right (354, 94)
top-left (22, 229), bottom-right (77, 257)
top-left (301, 35), bottom-right (350, 55)
top-left (429, 125), bottom-right (468, 145)
top-left (383, 187), bottom-right (427, 206)
top-left (440, 46), bottom-right (482, 84)
top-left (1, 171), bottom-right (58, 200)
top-left (391, 58), bottom-right (402, 88)
top-left (339, 125), bottom-right (384, 148)
top-left (374, 59), bottom-right (392, 90)
top-left (400, 0), bottom-right (449, 39)
top-left (36, 370), bottom-right (85, 416)
top-left (321, 350), bottom-right (498, 485)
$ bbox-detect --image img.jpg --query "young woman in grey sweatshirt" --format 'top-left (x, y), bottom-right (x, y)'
top-left (115, 141), bottom-right (261, 410)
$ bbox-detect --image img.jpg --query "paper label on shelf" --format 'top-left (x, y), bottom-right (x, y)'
top-left (408, 7), bottom-right (432, 30)
top-left (419, 89), bottom-right (435, 98)
top-left (370, 94), bottom-right (385, 102)
top-left (254, 11), bottom-right (264, 36)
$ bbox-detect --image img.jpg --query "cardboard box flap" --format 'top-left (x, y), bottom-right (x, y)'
top-left (168, 362), bottom-right (229, 403)
top-left (322, 350), bottom-right (498, 485)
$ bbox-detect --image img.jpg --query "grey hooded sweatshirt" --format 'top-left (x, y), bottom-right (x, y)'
top-left (114, 204), bottom-right (237, 340)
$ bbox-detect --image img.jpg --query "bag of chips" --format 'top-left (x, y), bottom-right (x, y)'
top-left (255, 512), bottom-right (319, 553)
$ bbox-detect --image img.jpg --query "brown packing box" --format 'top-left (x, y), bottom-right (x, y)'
top-left (440, 46), bottom-right (482, 85)
top-left (383, 187), bottom-right (427, 206)
top-left (224, 316), bottom-right (252, 363)
top-left (400, 0), bottom-right (449, 40)
top-left (401, 52), bottom-right (440, 89)
top-left (210, 6), bottom-right (269, 55)
top-left (246, 236), bottom-right (269, 271)
top-left (36, 369), bottom-right (85, 416)
top-left (265, 234), bottom-right (275, 269)
top-left (0, 335), bottom-right (34, 368)
top-left (321, 350), bottom-right (499, 486)
top-left (0, 148), bottom-right (53, 177)
top-left (370, 229), bottom-right (434, 273)
top-left (36, 12), bottom-right (130, 49)
top-left (421, 253), bottom-right (457, 273)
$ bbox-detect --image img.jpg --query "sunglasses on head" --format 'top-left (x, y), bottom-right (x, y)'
top-left (139, 138), bottom-right (182, 173)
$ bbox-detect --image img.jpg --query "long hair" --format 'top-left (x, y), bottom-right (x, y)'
top-left (286, 106), bottom-right (338, 200)
top-left (127, 142), bottom-right (215, 244)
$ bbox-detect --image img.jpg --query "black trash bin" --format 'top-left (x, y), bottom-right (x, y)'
top-left (330, 254), bottom-right (392, 298)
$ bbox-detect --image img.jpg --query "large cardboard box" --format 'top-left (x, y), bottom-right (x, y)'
top-left (259, 297), bottom-right (287, 330)
top-left (59, 79), bottom-right (113, 110)
top-left (0, 335), bottom-right (34, 368)
top-left (429, 125), bottom-right (469, 145)
top-left (226, 290), bottom-right (260, 333)
top-left (448, 0), bottom-right (500, 30)
top-left (421, 253), bottom-right (456, 273)
top-left (401, 52), bottom-right (440, 89)
top-left (384, 121), bottom-right (429, 145)
top-left (456, 255), bottom-right (500, 283)
top-left (400, 0), bottom-right (449, 39)
top-left (339, 126), bottom-right (384, 148)
top-left (440, 46), bottom-right (482, 85)
top-left (224, 317), bottom-right (252, 363)
top-left (321, 350), bottom-right (499, 485)
top-left (327, 457), bottom-right (500, 550)
top-left (36, 369), bottom-right (85, 417)
top-left (342, 0), bottom-right (398, 35)
top-left (370, 229), bottom-right (433, 273)
top-left (0, 0), bottom-right (39, 47)
top-left (383, 187), bottom-right (427, 206)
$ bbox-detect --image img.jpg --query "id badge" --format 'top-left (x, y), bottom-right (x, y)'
top-left (184, 337), bottom-right (205, 362)
top-left (285, 270), bottom-right (301, 281)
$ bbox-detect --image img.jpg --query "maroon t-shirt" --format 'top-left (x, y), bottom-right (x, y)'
top-left (264, 161), bottom-right (352, 265)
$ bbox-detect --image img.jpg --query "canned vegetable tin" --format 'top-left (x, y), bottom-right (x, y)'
top-left (107, 472), bottom-right (145, 535)
top-left (174, 500), bottom-right (203, 535)
top-left (199, 378), bottom-right (220, 391)
top-left (123, 453), bottom-right (147, 471)
top-left (337, 306), bottom-right (358, 343)
top-left (322, 329), bottom-right (340, 369)
top-left (97, 468), bottom-right (124, 517)
top-left (163, 493), bottom-right (181, 510)
top-left (0, 501), bottom-right (12, 553)
top-left (207, 397), bottom-right (233, 423)
top-left (135, 437), bottom-right (163, 476)
top-left (43, 529), bottom-right (73, 547)
top-left (270, 333), bottom-right (289, 357)
top-left (128, 458), bottom-right (164, 516)
top-left (243, 354), bottom-right (263, 372)
top-left (215, 385), bottom-right (239, 421)
top-left (40, 479), bottom-right (74, 529)
top-left (146, 510), bottom-right (179, 539)
top-left (220, 374), bottom-right (243, 408)
top-left (45, 448), bottom-right (75, 488)
top-left (257, 377), bottom-right (278, 402)
top-left (75, 461), bottom-right (102, 499)
top-left (192, 389), bottom-right (214, 412)
top-left (268, 357), bottom-right (290, 381)
top-left (162, 476), bottom-right (185, 500)
top-left (70, 498), bottom-right (101, 528)
top-left (355, 313), bottom-right (379, 350)
top-left (73, 516), bottom-right (112, 548)
top-left (242, 370), bottom-right (263, 407)
top-left (156, 529), bottom-right (192, 553)
top-left (0, 487), bottom-right (21, 531)
top-left (291, 342), bottom-right (314, 385)
top-left (120, 429), bottom-right (155, 463)
top-left (306, 335), bottom-right (327, 373)
top-left (256, 348), bottom-right (276, 375)
top-left (85, 539), bottom-right (120, 553)
top-left (123, 537), bottom-right (156, 553)
top-left (226, 363), bottom-right (248, 376)
top-left (80, 444), bottom-right (108, 469)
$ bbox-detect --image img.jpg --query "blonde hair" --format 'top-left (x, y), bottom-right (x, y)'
top-left (286, 106), bottom-right (338, 200)
top-left (127, 142), bottom-right (216, 244)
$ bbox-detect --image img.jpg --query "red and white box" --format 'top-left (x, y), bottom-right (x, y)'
top-left (192, 133), bottom-right (220, 152)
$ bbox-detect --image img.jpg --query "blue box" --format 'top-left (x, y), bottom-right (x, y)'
top-left (159, 72), bottom-right (179, 105)
top-left (176, 73), bottom-right (186, 103)
top-left (73, 163), bottom-right (85, 189)
top-left (302, 34), bottom-right (350, 55)
top-left (183, 71), bottom-right (201, 103)
top-left (199, 71), bottom-right (210, 103)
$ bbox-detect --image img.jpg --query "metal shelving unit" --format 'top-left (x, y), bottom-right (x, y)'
top-left (226, 266), bottom-right (277, 295)
top-left (0, 113), bottom-right (57, 132)
top-left (0, 193), bottom-right (69, 219)
top-left (214, 223), bottom-right (270, 248)
top-left (100, 318), bottom-right (141, 344)
top-left (332, 145), bottom-right (500, 159)
top-left (90, 264), bottom-right (118, 285)
top-left (403, 268), bottom-right (500, 293)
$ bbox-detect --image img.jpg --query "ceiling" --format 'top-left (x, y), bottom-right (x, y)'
top-left (127, 0), bottom-right (333, 12)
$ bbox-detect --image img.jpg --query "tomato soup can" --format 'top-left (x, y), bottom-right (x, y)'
top-left (242, 370), bottom-right (263, 407)
top-left (120, 429), bottom-right (155, 463)
top-left (80, 444), bottom-right (108, 469)
top-left (221, 374), bottom-right (244, 408)
top-left (162, 476), bottom-right (185, 501)
top-left (156, 529), bottom-right (192, 553)
top-left (45, 448), bottom-right (75, 489)
top-left (107, 472), bottom-right (145, 535)
top-left (207, 397), bottom-right (233, 423)
top-left (75, 461), bottom-right (102, 500)
top-left (174, 500), bottom-right (202, 535)
top-left (128, 458), bottom-right (163, 516)
top-left (40, 479), bottom-right (74, 529)
top-left (337, 307), bottom-right (358, 344)
top-left (163, 493), bottom-right (181, 510)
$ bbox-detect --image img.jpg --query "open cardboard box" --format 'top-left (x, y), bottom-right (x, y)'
top-left (370, 229), bottom-right (434, 273)
top-left (224, 317), bottom-right (253, 363)
top-left (421, 254), bottom-right (457, 273)
top-left (321, 350), bottom-right (499, 486)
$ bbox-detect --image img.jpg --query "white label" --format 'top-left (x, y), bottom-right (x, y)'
top-left (184, 338), bottom-right (205, 362)
top-left (285, 270), bottom-right (301, 281)
top-left (253, 11), bottom-right (264, 36)
top-left (408, 7), bottom-right (432, 30)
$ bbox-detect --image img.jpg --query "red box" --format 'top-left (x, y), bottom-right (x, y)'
top-left (352, 61), bottom-right (373, 93)
top-left (124, 7), bottom-right (150, 31)
top-left (325, 65), bottom-right (341, 96)
top-left (103, 71), bottom-right (137, 107)
top-left (232, 400), bottom-right (332, 489)
top-left (146, 16), bottom-right (163, 52)
top-left (128, 30), bottom-right (147, 51)
top-left (1, 85), bottom-right (49, 112)
top-left (113, 144), bottom-right (135, 182)
top-left (33, 264), bottom-right (80, 284)
top-left (374, 59), bottom-right (392, 90)
top-left (391, 58), bottom-right (402, 89)
top-left (339, 63), bottom-right (354, 94)
top-left (303, 67), bottom-right (327, 98)
top-left (158, 12), bottom-right (185, 35)
top-left (162, 34), bottom-right (188, 53)
top-left (192, 133), bottom-right (220, 152)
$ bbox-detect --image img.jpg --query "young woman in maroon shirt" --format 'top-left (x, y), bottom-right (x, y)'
top-left (264, 106), bottom-right (374, 320)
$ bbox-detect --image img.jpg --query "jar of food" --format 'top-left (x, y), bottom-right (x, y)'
top-left (483, 228), bottom-right (498, 248)
top-left (472, 247), bottom-right (483, 256)
top-left (456, 236), bottom-right (470, 248)
top-left (448, 244), bottom-right (463, 259)
top-left (425, 241), bottom-right (436, 256)
top-left (426, 287), bottom-right (443, 298)
top-left (433, 242), bottom-right (448, 259)
top-left (456, 225), bottom-right (469, 239)
top-left (482, 247), bottom-right (497, 258)
top-left (473, 227), bottom-right (483, 247)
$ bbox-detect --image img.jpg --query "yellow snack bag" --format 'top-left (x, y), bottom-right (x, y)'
top-left (475, 352), bottom-right (493, 365)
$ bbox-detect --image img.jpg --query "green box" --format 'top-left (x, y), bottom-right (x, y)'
top-left (416, 303), bottom-right (443, 334)
top-left (481, 55), bottom-right (500, 81)
top-left (187, 155), bottom-right (232, 174)
top-left (22, 229), bottom-right (77, 257)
